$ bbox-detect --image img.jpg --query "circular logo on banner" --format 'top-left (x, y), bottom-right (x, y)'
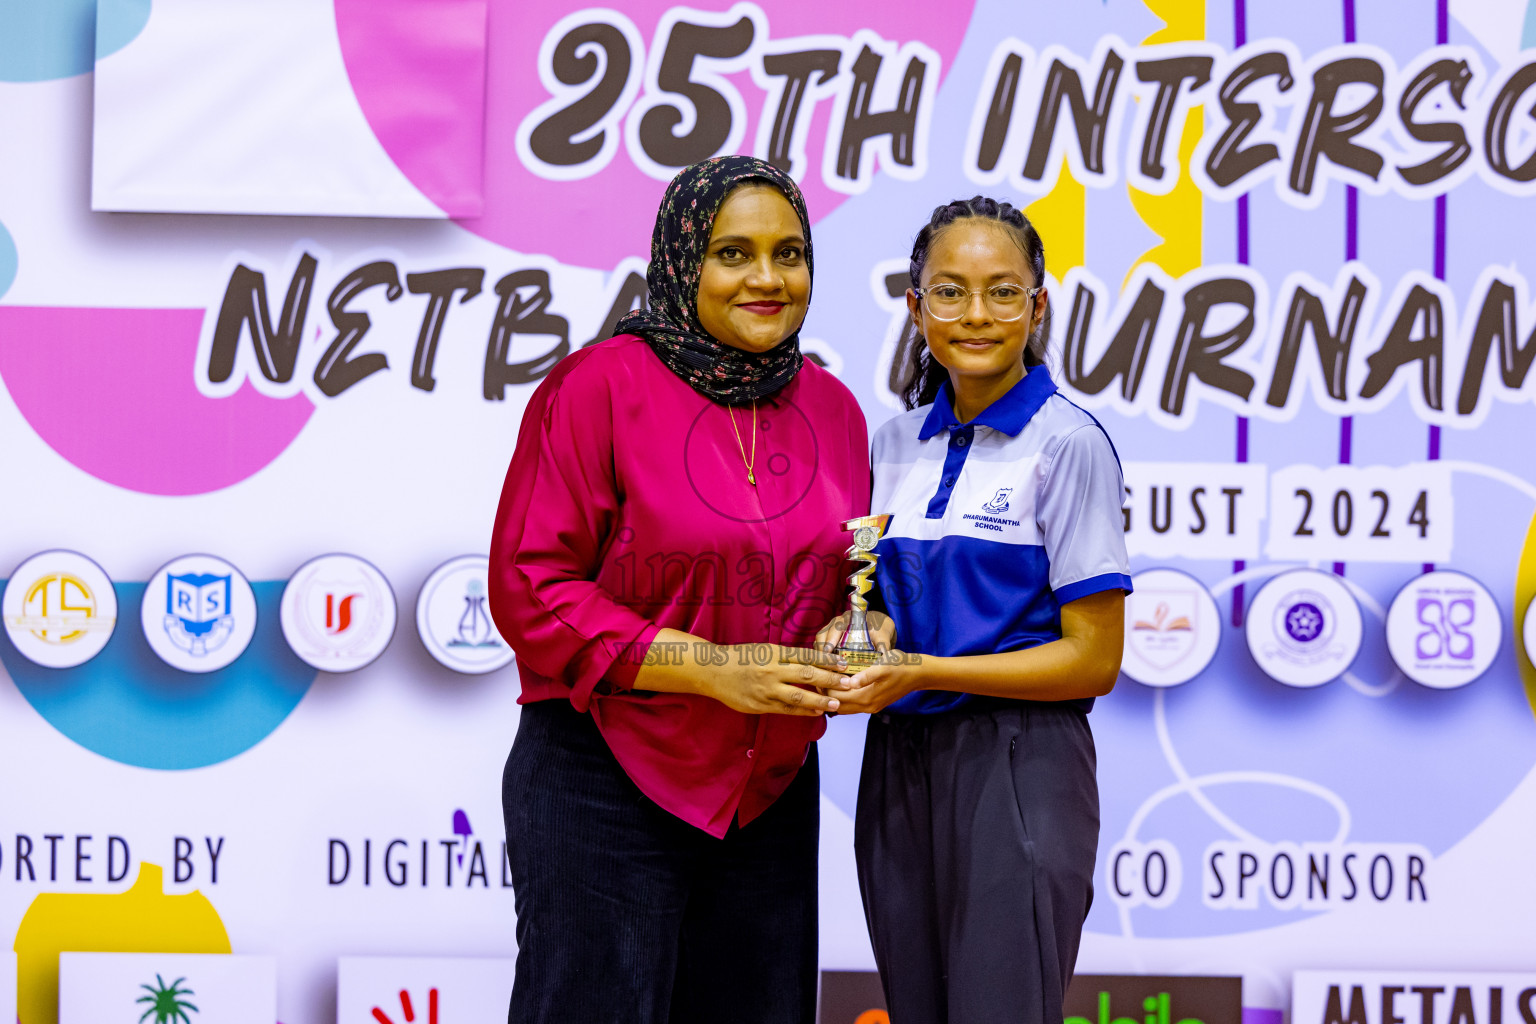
top-left (280, 554), bottom-right (397, 673)
top-left (1121, 568), bottom-right (1221, 687)
top-left (1245, 569), bottom-right (1363, 687)
top-left (140, 554), bottom-right (257, 673)
top-left (2, 550), bottom-right (117, 668)
top-left (1385, 569), bottom-right (1503, 689)
top-left (416, 556), bottom-right (514, 674)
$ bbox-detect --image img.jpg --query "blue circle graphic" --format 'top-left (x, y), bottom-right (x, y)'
top-left (0, 580), bottom-right (316, 769)
top-left (0, 0), bottom-right (151, 82)
top-left (0, 219), bottom-right (15, 301)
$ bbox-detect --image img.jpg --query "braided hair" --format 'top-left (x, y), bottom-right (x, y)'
top-left (898, 196), bottom-right (1051, 411)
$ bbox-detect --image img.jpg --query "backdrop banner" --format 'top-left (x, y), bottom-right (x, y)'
top-left (2, 0), bottom-right (1535, 1022)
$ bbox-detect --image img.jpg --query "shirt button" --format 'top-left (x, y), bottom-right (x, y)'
top-left (943, 477), bottom-right (955, 487)
top-left (954, 434), bottom-right (968, 447)
top-left (746, 749), bottom-right (756, 759)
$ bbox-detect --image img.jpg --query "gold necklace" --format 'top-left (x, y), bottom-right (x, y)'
top-left (727, 399), bottom-right (758, 486)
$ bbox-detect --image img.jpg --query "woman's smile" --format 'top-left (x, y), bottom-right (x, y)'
top-left (738, 300), bottom-right (788, 315)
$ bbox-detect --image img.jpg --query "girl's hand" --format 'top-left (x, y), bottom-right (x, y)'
top-left (696, 643), bottom-right (850, 716)
top-left (828, 649), bottom-right (924, 715)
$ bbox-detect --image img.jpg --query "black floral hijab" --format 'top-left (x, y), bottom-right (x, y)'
top-left (616, 155), bottom-right (812, 405)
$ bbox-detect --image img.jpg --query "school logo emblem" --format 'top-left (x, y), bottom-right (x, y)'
top-left (1279, 597), bottom-right (1328, 648)
top-left (1131, 596), bottom-right (1195, 665)
top-left (2, 550), bottom-right (117, 668)
top-left (416, 556), bottom-right (514, 674)
top-left (1385, 569), bottom-right (1502, 689)
top-left (372, 988), bottom-right (438, 1024)
top-left (137, 973), bottom-right (198, 1024)
top-left (58, 951), bottom-right (275, 1024)
top-left (337, 956), bottom-right (515, 1023)
top-left (140, 555), bottom-right (257, 673)
top-left (280, 554), bottom-right (396, 672)
top-left (165, 574), bottom-right (233, 655)
top-left (982, 488), bottom-right (1013, 514)
top-left (1121, 569), bottom-right (1219, 687)
top-left (1246, 569), bottom-right (1363, 687)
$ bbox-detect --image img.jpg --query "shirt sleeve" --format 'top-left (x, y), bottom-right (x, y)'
top-left (488, 357), bottom-right (660, 710)
top-left (1037, 423), bottom-right (1133, 605)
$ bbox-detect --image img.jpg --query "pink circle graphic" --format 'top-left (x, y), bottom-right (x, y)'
top-left (336, 0), bottom-right (971, 266)
top-left (334, 0), bottom-right (488, 217)
top-left (0, 306), bottom-right (313, 495)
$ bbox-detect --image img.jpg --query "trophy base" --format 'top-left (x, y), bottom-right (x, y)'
top-left (835, 647), bottom-right (882, 673)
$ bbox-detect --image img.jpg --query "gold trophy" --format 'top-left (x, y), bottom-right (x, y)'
top-left (834, 514), bottom-right (893, 671)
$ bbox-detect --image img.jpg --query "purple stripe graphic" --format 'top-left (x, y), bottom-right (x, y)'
top-left (1426, 0), bottom-right (1449, 575)
top-left (1336, 0), bottom-right (1358, 580)
top-left (1237, 196), bottom-right (1250, 265)
top-left (1434, 197), bottom-right (1446, 279)
top-left (1232, 0), bottom-right (1249, 628)
top-left (1234, 411), bottom-right (1249, 624)
top-left (1334, 416), bottom-right (1352, 576)
top-left (1345, 187), bottom-right (1359, 261)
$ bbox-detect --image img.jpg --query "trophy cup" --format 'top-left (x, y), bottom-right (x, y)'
top-left (834, 514), bottom-right (893, 671)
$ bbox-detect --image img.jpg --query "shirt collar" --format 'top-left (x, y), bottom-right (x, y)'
top-left (917, 367), bottom-right (1059, 440)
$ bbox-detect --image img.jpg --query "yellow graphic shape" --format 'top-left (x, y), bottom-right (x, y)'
top-left (1141, 0), bottom-right (1204, 50)
top-left (13, 862), bottom-right (230, 1024)
top-left (1517, 510), bottom-right (1536, 720)
top-left (1127, 0), bottom-right (1206, 282)
top-left (1026, 165), bottom-right (1086, 282)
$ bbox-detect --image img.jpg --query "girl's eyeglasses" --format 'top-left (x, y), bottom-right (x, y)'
top-left (914, 283), bottom-right (1041, 322)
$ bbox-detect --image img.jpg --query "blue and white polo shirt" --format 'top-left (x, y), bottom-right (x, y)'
top-left (869, 367), bottom-right (1131, 715)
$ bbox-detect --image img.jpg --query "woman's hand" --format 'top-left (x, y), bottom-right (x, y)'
top-left (697, 643), bottom-right (851, 716)
top-left (827, 649), bottom-right (925, 715)
top-left (812, 611), bottom-right (896, 661)
top-left (634, 629), bottom-right (861, 715)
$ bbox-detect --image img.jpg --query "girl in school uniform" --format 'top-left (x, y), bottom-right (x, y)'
top-left (831, 196), bottom-right (1131, 1024)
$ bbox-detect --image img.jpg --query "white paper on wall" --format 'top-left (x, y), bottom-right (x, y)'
top-left (90, 0), bottom-right (487, 218)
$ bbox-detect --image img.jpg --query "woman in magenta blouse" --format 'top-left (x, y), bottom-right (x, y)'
top-left (488, 156), bottom-right (870, 1024)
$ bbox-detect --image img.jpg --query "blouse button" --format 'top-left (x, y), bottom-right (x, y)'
top-left (746, 749), bottom-right (756, 759)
